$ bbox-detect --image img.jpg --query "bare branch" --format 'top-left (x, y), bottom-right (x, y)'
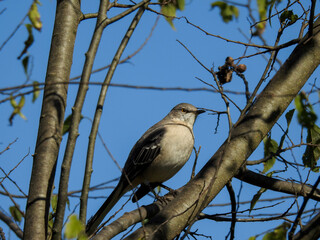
top-left (82, 0), bottom-right (150, 233)
top-left (0, 139), bottom-right (18, 155)
top-left (236, 168), bottom-right (320, 201)
top-left (0, 10), bottom-right (28, 51)
top-left (23, 0), bottom-right (82, 238)
top-left (0, 210), bottom-right (23, 239)
top-left (52, 0), bottom-right (111, 237)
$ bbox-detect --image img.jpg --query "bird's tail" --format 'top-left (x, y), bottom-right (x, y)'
top-left (85, 181), bottom-right (127, 236)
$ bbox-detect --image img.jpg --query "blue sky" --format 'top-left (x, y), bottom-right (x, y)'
top-left (1, 0), bottom-right (320, 239)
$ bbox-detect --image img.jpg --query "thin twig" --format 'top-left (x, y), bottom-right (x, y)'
top-left (0, 11), bottom-right (28, 51)
top-left (0, 149), bottom-right (30, 187)
top-left (70, 15), bottom-right (159, 82)
top-left (0, 184), bottom-right (25, 218)
top-left (288, 176), bottom-right (320, 239)
top-left (191, 146), bottom-right (201, 179)
top-left (0, 139), bottom-right (18, 155)
top-left (226, 182), bottom-right (236, 240)
top-left (308, 0), bottom-right (316, 38)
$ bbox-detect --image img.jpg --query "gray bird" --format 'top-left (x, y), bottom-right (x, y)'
top-left (86, 103), bottom-right (205, 236)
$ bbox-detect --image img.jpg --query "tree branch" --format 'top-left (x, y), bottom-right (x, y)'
top-left (82, 0), bottom-right (150, 232)
top-left (0, 210), bottom-right (23, 239)
top-left (52, 0), bottom-right (111, 238)
top-left (94, 198), bottom-right (171, 239)
top-left (23, 0), bottom-right (81, 238)
top-left (236, 168), bottom-right (320, 201)
top-left (293, 211), bottom-right (320, 240)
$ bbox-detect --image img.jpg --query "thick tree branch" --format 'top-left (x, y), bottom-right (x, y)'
top-left (23, 0), bottom-right (81, 239)
top-left (236, 168), bottom-right (320, 201)
top-left (293, 211), bottom-right (320, 240)
top-left (94, 198), bottom-right (172, 240)
top-left (125, 18), bottom-right (320, 240)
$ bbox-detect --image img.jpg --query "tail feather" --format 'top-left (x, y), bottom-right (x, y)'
top-left (86, 181), bottom-right (127, 236)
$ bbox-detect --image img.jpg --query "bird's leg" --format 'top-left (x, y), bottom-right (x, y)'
top-left (151, 184), bottom-right (178, 205)
top-left (159, 183), bottom-right (178, 196)
top-left (132, 182), bottom-right (160, 203)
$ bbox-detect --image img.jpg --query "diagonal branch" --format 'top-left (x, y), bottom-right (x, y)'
top-left (0, 210), bottom-right (23, 239)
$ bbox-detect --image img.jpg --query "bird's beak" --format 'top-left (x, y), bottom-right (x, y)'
top-left (196, 109), bottom-right (206, 115)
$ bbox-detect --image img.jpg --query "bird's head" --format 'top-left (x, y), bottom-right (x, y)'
top-left (168, 103), bottom-right (205, 127)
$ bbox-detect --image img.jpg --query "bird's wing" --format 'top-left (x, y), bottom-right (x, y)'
top-left (122, 126), bottom-right (165, 183)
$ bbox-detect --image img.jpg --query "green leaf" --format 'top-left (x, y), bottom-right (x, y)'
top-left (18, 95), bottom-right (25, 108)
top-left (231, 6), bottom-right (239, 18)
top-left (64, 215), bottom-right (87, 240)
top-left (176, 0), bottom-right (185, 11)
top-left (22, 56), bottom-right (29, 74)
top-left (32, 81), bottom-right (40, 102)
top-left (9, 206), bottom-right (23, 223)
top-left (280, 10), bottom-right (298, 26)
top-left (295, 92), bottom-right (317, 129)
top-left (28, 1), bottom-right (42, 31)
top-left (303, 124), bottom-right (320, 172)
top-left (62, 114), bottom-right (84, 136)
top-left (51, 195), bottom-right (58, 213)
top-left (158, 0), bottom-right (185, 29)
top-left (250, 187), bottom-right (267, 213)
top-left (262, 222), bottom-right (290, 240)
top-left (257, 0), bottom-right (267, 20)
top-left (248, 237), bottom-right (256, 240)
top-left (18, 24), bottom-right (34, 59)
top-left (263, 136), bottom-right (278, 173)
top-left (250, 172), bottom-right (273, 212)
top-left (18, 111), bottom-right (27, 120)
top-left (267, 0), bottom-right (276, 26)
top-left (279, 109), bottom-right (295, 148)
top-left (285, 109), bottom-right (295, 127)
top-left (48, 212), bottom-right (54, 235)
top-left (211, 1), bottom-right (239, 23)
top-left (161, 3), bottom-right (176, 29)
top-left (10, 96), bottom-right (18, 108)
top-left (63, 114), bottom-right (73, 135)
top-left (142, 218), bottom-right (149, 225)
top-left (9, 96), bottom-right (27, 125)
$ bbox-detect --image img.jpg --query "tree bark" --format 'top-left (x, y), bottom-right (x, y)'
top-left (293, 212), bottom-right (320, 240)
top-left (23, 0), bottom-right (81, 239)
top-left (124, 20), bottom-right (320, 240)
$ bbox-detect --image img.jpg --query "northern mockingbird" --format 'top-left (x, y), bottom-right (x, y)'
top-left (86, 103), bottom-right (205, 235)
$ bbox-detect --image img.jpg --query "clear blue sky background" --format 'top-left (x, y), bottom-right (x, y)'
top-left (1, 0), bottom-right (320, 239)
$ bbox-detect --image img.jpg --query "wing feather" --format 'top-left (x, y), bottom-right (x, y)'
top-left (121, 127), bottom-right (165, 184)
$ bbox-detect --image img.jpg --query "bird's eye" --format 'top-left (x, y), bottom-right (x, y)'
top-left (181, 108), bottom-right (186, 112)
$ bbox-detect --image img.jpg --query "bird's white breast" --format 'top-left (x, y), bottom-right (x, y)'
top-left (141, 124), bottom-right (194, 183)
